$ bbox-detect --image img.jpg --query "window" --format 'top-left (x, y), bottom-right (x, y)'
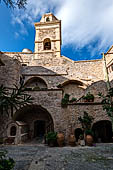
top-left (46, 17), bottom-right (50, 22)
top-left (44, 38), bottom-right (51, 50)
top-left (10, 126), bottom-right (16, 136)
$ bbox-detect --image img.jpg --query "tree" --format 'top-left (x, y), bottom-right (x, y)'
top-left (0, 83), bottom-right (33, 137)
top-left (0, 0), bottom-right (27, 9)
top-left (78, 111), bottom-right (94, 133)
top-left (0, 83), bottom-right (33, 117)
top-left (99, 88), bottom-right (113, 122)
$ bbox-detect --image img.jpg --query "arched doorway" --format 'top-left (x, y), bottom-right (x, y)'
top-left (75, 128), bottom-right (83, 142)
top-left (92, 120), bottom-right (112, 143)
top-left (13, 105), bottom-right (54, 141)
top-left (10, 126), bottom-right (17, 136)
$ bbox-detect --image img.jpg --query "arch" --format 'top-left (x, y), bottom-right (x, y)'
top-left (85, 80), bottom-right (107, 96)
top-left (58, 80), bottom-right (86, 99)
top-left (58, 80), bottom-right (86, 88)
top-left (74, 128), bottom-right (83, 142)
top-left (10, 126), bottom-right (17, 136)
top-left (43, 38), bottom-right (51, 50)
top-left (13, 105), bottom-right (54, 139)
top-left (92, 120), bottom-right (112, 143)
top-left (24, 77), bottom-right (48, 90)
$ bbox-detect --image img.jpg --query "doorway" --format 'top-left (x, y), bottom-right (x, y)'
top-left (92, 120), bottom-right (112, 143)
top-left (75, 128), bottom-right (83, 142)
top-left (34, 120), bottom-right (46, 138)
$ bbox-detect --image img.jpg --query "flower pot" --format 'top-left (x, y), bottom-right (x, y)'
top-left (57, 133), bottom-right (64, 147)
top-left (68, 134), bottom-right (76, 146)
top-left (85, 135), bottom-right (93, 146)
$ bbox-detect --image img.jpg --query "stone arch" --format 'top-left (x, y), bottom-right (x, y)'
top-left (24, 77), bottom-right (48, 90)
top-left (43, 38), bottom-right (51, 50)
top-left (13, 105), bottom-right (54, 139)
top-left (85, 81), bottom-right (108, 97)
top-left (92, 120), bottom-right (112, 143)
top-left (58, 80), bottom-right (86, 99)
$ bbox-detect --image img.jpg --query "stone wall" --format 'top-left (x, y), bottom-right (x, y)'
top-left (0, 53), bottom-right (21, 88)
top-left (62, 104), bottom-right (111, 140)
top-left (14, 90), bottom-right (63, 131)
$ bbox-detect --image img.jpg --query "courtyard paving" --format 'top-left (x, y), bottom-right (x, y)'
top-left (0, 143), bottom-right (113, 170)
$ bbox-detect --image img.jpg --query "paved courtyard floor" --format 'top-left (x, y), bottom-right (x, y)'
top-left (0, 143), bottom-right (113, 170)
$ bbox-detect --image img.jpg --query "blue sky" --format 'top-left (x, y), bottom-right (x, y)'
top-left (0, 0), bottom-right (113, 61)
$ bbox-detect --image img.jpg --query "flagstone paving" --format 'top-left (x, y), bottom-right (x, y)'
top-left (0, 143), bottom-right (113, 170)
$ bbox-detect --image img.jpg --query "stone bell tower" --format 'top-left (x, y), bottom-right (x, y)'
top-left (34, 13), bottom-right (61, 60)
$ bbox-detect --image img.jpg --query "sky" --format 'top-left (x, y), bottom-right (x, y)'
top-left (1, 0), bottom-right (113, 61)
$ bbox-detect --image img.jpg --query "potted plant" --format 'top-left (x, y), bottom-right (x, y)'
top-left (57, 132), bottom-right (65, 147)
top-left (85, 129), bottom-right (94, 146)
top-left (68, 134), bottom-right (76, 146)
top-left (46, 131), bottom-right (57, 147)
top-left (83, 92), bottom-right (94, 102)
top-left (78, 111), bottom-right (94, 146)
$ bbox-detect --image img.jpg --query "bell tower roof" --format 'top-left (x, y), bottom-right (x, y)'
top-left (40, 13), bottom-right (58, 23)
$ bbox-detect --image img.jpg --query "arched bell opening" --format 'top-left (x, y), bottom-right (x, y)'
top-left (13, 105), bottom-right (54, 141)
top-left (43, 38), bottom-right (51, 50)
top-left (74, 128), bottom-right (83, 142)
top-left (92, 120), bottom-right (112, 143)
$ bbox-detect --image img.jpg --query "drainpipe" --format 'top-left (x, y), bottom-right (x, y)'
top-left (103, 53), bottom-right (111, 90)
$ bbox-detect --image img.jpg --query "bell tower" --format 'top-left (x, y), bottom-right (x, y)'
top-left (34, 13), bottom-right (61, 60)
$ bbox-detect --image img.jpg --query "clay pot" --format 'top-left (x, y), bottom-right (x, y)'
top-left (57, 133), bottom-right (64, 147)
top-left (68, 134), bottom-right (76, 146)
top-left (85, 135), bottom-right (93, 146)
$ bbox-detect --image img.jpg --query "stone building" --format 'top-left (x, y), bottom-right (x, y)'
top-left (0, 13), bottom-right (113, 144)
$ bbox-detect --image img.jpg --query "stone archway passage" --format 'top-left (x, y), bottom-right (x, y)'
top-left (92, 120), bottom-right (112, 143)
top-left (13, 105), bottom-right (54, 141)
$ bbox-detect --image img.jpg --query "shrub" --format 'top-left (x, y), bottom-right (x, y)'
top-left (61, 94), bottom-right (70, 107)
top-left (69, 97), bottom-right (77, 102)
top-left (0, 150), bottom-right (15, 170)
top-left (46, 132), bottom-right (57, 141)
top-left (83, 92), bottom-right (94, 101)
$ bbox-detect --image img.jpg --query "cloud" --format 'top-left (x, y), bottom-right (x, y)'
top-left (14, 32), bottom-right (19, 39)
top-left (12, 0), bottom-right (113, 55)
top-left (56, 0), bottom-right (113, 52)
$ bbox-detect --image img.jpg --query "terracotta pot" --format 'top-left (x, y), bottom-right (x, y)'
top-left (85, 135), bottom-right (93, 146)
top-left (68, 134), bottom-right (76, 146)
top-left (57, 133), bottom-right (64, 147)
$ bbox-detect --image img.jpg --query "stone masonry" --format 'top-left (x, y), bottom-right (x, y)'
top-left (0, 13), bottom-right (113, 143)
